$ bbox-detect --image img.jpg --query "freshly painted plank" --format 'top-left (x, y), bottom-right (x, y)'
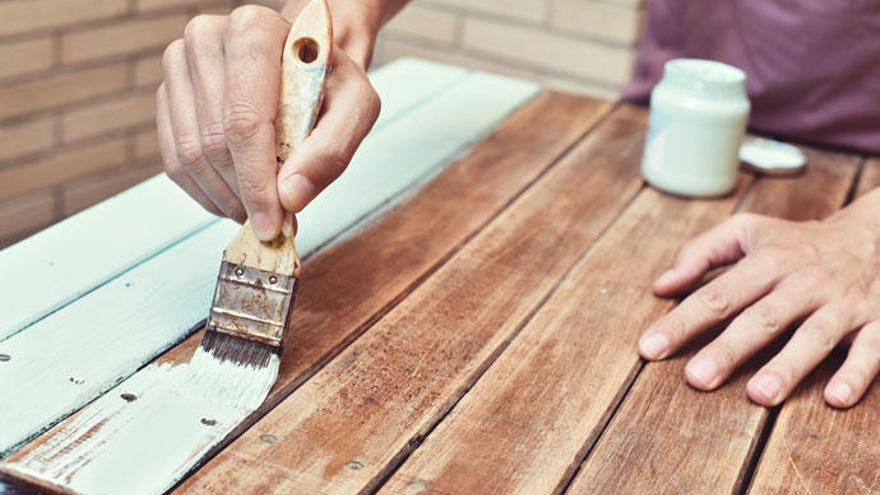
top-left (567, 148), bottom-right (860, 494)
top-left (748, 161), bottom-right (880, 495)
top-left (0, 58), bottom-right (464, 344)
top-left (0, 68), bottom-right (538, 458)
top-left (0, 176), bottom-right (217, 342)
top-left (2, 91), bottom-right (609, 494)
top-left (173, 101), bottom-right (645, 495)
top-left (0, 220), bottom-right (237, 456)
top-left (380, 106), bottom-right (753, 495)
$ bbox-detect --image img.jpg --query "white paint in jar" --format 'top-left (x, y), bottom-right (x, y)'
top-left (642, 58), bottom-right (751, 197)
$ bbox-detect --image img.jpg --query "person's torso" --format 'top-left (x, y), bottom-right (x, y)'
top-left (623, 0), bottom-right (880, 154)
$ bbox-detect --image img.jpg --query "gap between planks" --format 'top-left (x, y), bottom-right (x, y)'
top-left (564, 147), bottom-right (864, 494)
top-left (746, 157), bottom-right (880, 495)
top-left (2, 92), bottom-right (615, 494)
top-left (173, 102), bottom-right (648, 493)
top-left (0, 65), bottom-right (537, 459)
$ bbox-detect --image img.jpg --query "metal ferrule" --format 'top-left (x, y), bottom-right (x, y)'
top-left (207, 261), bottom-right (298, 347)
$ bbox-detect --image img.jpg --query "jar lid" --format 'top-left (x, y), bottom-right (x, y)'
top-left (739, 137), bottom-right (807, 176)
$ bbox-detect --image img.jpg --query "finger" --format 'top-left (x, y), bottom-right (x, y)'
top-left (747, 303), bottom-right (858, 406)
top-left (825, 321), bottom-right (880, 409)
top-left (685, 280), bottom-right (822, 390)
top-left (183, 15), bottom-right (241, 199)
top-left (277, 51), bottom-right (381, 213)
top-left (654, 213), bottom-right (760, 296)
top-left (222, 6), bottom-right (290, 241)
top-left (157, 84), bottom-right (223, 216)
top-left (163, 39), bottom-right (245, 221)
top-left (639, 254), bottom-right (782, 360)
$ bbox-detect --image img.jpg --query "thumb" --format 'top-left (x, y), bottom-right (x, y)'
top-left (277, 51), bottom-right (380, 213)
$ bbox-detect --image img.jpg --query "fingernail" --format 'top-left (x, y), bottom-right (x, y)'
top-left (251, 212), bottom-right (275, 241)
top-left (752, 373), bottom-right (782, 403)
top-left (828, 382), bottom-right (852, 405)
top-left (686, 357), bottom-right (719, 388)
top-left (280, 173), bottom-right (317, 213)
top-left (639, 333), bottom-right (670, 360)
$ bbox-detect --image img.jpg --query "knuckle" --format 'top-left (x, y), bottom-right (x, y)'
top-left (223, 106), bottom-right (265, 144)
top-left (200, 127), bottom-right (229, 160)
top-left (183, 15), bottom-right (209, 43)
top-left (175, 138), bottom-right (206, 168)
top-left (237, 174), bottom-right (271, 203)
top-left (801, 322), bottom-right (838, 353)
top-left (163, 160), bottom-right (185, 182)
top-left (162, 39), bottom-right (185, 70)
top-left (746, 306), bottom-right (782, 334)
top-left (707, 339), bottom-right (739, 371)
top-left (696, 286), bottom-right (731, 317)
top-left (226, 5), bottom-right (275, 36)
top-left (659, 313), bottom-right (688, 343)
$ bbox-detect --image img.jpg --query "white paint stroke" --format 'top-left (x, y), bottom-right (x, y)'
top-left (7, 348), bottom-right (278, 495)
top-left (0, 64), bottom-right (539, 463)
top-left (0, 220), bottom-right (239, 455)
top-left (0, 58), bottom-right (466, 345)
top-left (0, 176), bottom-right (217, 342)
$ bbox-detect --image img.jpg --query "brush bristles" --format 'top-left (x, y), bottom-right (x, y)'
top-left (199, 330), bottom-right (279, 369)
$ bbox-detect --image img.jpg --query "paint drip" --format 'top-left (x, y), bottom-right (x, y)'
top-left (6, 348), bottom-right (278, 495)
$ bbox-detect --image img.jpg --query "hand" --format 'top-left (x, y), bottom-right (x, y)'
top-left (157, 5), bottom-right (381, 240)
top-left (639, 191), bottom-right (880, 408)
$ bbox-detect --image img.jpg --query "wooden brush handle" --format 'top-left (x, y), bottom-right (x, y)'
top-left (223, 0), bottom-right (332, 278)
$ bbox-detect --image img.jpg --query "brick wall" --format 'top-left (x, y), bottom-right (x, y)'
top-left (374, 0), bottom-right (646, 98)
top-left (0, 0), bottom-right (238, 248)
top-left (0, 0), bottom-right (645, 249)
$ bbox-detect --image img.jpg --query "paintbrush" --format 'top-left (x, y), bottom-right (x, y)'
top-left (199, 0), bottom-right (332, 386)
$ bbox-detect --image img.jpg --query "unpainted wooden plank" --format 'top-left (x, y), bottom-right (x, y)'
top-left (567, 148), bottom-right (862, 494)
top-left (380, 106), bottom-right (758, 495)
top-left (748, 158), bottom-right (880, 495)
top-left (2, 92), bottom-right (613, 494)
top-left (0, 68), bottom-right (539, 459)
top-left (0, 58), bottom-right (465, 344)
top-left (171, 101), bottom-right (648, 495)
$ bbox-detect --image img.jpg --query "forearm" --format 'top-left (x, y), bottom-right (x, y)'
top-left (282, 0), bottom-right (409, 67)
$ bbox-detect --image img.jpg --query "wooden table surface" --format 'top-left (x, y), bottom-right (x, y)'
top-left (1, 59), bottom-right (879, 494)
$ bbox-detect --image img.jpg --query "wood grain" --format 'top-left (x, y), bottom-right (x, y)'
top-left (748, 157), bottom-right (880, 495)
top-left (567, 147), bottom-right (862, 494)
top-left (0, 64), bottom-right (538, 460)
top-left (3, 92), bottom-right (612, 491)
top-left (174, 103), bottom-right (647, 494)
top-left (381, 105), bottom-right (759, 495)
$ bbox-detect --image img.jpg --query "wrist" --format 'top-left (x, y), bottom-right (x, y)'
top-left (834, 188), bottom-right (880, 237)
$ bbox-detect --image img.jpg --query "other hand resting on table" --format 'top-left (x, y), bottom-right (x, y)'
top-left (639, 189), bottom-right (880, 409)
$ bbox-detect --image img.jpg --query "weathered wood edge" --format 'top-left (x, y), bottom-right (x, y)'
top-left (0, 58), bottom-right (465, 344)
top-left (565, 148), bottom-right (863, 494)
top-left (174, 102), bottom-right (645, 494)
top-left (1, 91), bottom-right (610, 494)
top-left (378, 105), bottom-right (759, 494)
top-left (746, 155), bottom-right (880, 495)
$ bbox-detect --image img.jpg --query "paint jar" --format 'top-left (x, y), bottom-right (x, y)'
top-left (641, 58), bottom-right (750, 197)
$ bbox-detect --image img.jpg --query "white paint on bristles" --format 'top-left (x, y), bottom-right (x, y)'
top-left (0, 59), bottom-right (473, 456)
top-left (0, 59), bottom-right (539, 494)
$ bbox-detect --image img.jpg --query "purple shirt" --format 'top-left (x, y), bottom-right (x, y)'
top-left (623, 0), bottom-right (880, 154)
